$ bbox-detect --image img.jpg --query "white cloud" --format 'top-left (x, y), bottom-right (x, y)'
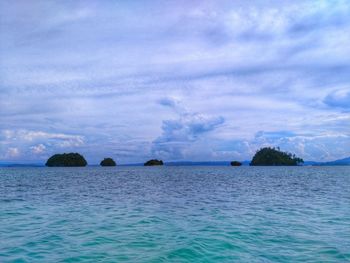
top-left (5, 147), bottom-right (20, 158)
top-left (0, 129), bottom-right (84, 161)
top-left (2, 129), bottom-right (84, 145)
top-left (152, 97), bottom-right (224, 160)
top-left (30, 144), bottom-right (46, 154)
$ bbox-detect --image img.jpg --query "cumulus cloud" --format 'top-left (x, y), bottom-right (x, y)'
top-left (249, 130), bottom-right (350, 161)
top-left (30, 144), bottom-right (46, 154)
top-left (5, 147), bottom-right (20, 158)
top-left (210, 128), bottom-right (350, 162)
top-left (152, 98), bottom-right (224, 160)
top-left (0, 129), bottom-right (84, 162)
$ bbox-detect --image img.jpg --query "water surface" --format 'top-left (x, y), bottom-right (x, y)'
top-left (1, 166), bottom-right (349, 262)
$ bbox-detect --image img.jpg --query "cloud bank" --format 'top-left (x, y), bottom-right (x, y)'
top-left (1, 0), bottom-right (350, 163)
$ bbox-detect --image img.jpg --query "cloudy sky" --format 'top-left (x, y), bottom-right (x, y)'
top-left (1, 0), bottom-right (350, 164)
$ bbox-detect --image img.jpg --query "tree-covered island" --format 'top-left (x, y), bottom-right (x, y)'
top-left (250, 147), bottom-right (303, 166)
top-left (45, 153), bottom-right (87, 167)
top-left (100, 158), bottom-right (116, 166)
top-left (231, 161), bottom-right (242, 166)
top-left (144, 159), bottom-right (164, 166)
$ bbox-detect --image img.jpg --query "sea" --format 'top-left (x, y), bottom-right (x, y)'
top-left (0, 166), bottom-right (349, 262)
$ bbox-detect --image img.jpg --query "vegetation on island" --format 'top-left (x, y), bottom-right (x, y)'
top-left (231, 161), bottom-right (242, 166)
top-left (144, 159), bottom-right (164, 166)
top-left (45, 153), bottom-right (87, 167)
top-left (250, 147), bottom-right (304, 166)
top-left (100, 158), bottom-right (116, 166)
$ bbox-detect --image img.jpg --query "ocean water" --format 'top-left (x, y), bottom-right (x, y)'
top-left (0, 166), bottom-right (349, 262)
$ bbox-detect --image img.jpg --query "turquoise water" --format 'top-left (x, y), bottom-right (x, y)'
top-left (0, 166), bottom-right (349, 262)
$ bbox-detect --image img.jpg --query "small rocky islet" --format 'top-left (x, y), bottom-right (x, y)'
top-left (100, 158), bottom-right (116, 166)
top-left (230, 161), bottom-right (242, 166)
top-left (144, 159), bottom-right (164, 166)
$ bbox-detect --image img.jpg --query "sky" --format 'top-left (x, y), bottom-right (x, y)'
top-left (1, 0), bottom-right (350, 164)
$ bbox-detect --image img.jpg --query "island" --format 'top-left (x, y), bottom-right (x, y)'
top-left (100, 158), bottom-right (116, 166)
top-left (45, 153), bottom-right (87, 167)
top-left (230, 161), bottom-right (242, 166)
top-left (144, 159), bottom-right (164, 166)
top-left (250, 147), bottom-right (304, 166)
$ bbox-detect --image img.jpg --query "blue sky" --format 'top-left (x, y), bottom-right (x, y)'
top-left (1, 0), bottom-right (350, 164)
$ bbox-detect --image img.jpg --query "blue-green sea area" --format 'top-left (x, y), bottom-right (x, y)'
top-left (1, 166), bottom-right (349, 262)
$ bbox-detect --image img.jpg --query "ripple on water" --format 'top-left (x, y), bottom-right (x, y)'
top-left (0, 166), bottom-right (349, 262)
